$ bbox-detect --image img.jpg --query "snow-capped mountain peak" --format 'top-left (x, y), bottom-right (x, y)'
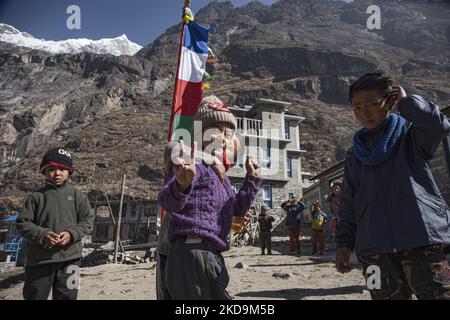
top-left (0, 23), bottom-right (142, 56)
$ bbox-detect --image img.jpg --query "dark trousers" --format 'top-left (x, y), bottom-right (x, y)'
top-left (287, 226), bottom-right (301, 253)
top-left (311, 230), bottom-right (325, 253)
top-left (23, 259), bottom-right (81, 300)
top-left (165, 238), bottom-right (231, 300)
top-left (360, 245), bottom-right (450, 300)
top-left (156, 252), bottom-right (171, 300)
top-left (260, 232), bottom-right (272, 254)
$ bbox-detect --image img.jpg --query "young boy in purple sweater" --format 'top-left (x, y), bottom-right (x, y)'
top-left (158, 96), bottom-right (262, 300)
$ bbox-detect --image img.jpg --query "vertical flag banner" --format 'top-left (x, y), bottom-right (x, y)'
top-left (161, 2), bottom-right (211, 223)
top-left (168, 21), bottom-right (211, 141)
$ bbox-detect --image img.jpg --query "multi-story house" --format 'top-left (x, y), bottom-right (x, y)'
top-left (227, 98), bottom-right (306, 216)
top-left (92, 198), bottom-right (159, 243)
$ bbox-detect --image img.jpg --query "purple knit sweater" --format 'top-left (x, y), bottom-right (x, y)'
top-left (158, 164), bottom-right (262, 252)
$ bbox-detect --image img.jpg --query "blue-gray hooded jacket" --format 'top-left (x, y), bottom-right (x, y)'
top-left (336, 95), bottom-right (450, 258)
top-left (281, 200), bottom-right (306, 227)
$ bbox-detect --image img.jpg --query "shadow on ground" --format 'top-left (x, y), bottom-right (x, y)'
top-left (235, 285), bottom-right (366, 300)
top-left (0, 271), bottom-right (24, 291)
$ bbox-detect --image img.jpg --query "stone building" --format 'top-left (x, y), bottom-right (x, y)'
top-left (92, 198), bottom-right (159, 243)
top-left (303, 160), bottom-right (345, 215)
top-left (227, 98), bottom-right (307, 216)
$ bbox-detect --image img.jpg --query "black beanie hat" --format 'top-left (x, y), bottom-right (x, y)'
top-left (40, 147), bottom-right (76, 174)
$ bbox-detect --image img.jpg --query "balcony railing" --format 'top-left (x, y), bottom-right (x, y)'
top-left (236, 117), bottom-right (262, 136)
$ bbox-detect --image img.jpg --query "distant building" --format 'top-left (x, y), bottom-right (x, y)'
top-left (303, 160), bottom-right (345, 215)
top-left (228, 98), bottom-right (307, 216)
top-left (92, 199), bottom-right (159, 243)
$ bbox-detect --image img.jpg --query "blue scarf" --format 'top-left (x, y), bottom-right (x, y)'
top-left (353, 113), bottom-right (406, 166)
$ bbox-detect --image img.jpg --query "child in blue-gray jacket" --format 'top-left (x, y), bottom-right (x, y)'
top-left (336, 72), bottom-right (450, 300)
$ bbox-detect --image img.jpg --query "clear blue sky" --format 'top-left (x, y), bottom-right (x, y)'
top-left (0, 0), bottom-right (278, 46)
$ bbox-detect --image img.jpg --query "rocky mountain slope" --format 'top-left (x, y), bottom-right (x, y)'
top-left (1, 0), bottom-right (449, 209)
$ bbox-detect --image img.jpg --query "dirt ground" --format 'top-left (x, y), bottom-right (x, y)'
top-left (0, 236), bottom-right (370, 300)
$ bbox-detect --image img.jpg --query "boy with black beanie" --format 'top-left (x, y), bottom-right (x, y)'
top-left (17, 147), bottom-right (95, 300)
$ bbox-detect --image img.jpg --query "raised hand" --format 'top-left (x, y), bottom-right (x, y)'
top-left (245, 155), bottom-right (260, 177)
top-left (173, 140), bottom-right (197, 193)
top-left (388, 85), bottom-right (407, 110)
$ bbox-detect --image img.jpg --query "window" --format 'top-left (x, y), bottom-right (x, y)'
top-left (130, 203), bottom-right (138, 218)
top-left (260, 141), bottom-right (271, 169)
top-left (285, 121), bottom-right (291, 140)
top-left (262, 185), bottom-right (273, 209)
top-left (144, 205), bottom-right (157, 217)
top-left (287, 156), bottom-right (293, 178)
top-left (95, 225), bottom-right (109, 239)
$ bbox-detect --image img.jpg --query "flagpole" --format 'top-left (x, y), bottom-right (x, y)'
top-left (161, 0), bottom-right (192, 223)
top-left (166, 0), bottom-right (191, 143)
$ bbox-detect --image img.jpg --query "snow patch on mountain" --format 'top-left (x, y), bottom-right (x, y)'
top-left (0, 23), bottom-right (142, 56)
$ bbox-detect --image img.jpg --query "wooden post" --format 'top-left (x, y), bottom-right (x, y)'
top-left (114, 175), bottom-right (126, 263)
top-left (104, 192), bottom-right (125, 253)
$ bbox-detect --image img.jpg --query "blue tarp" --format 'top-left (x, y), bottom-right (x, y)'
top-left (2, 215), bottom-right (18, 222)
